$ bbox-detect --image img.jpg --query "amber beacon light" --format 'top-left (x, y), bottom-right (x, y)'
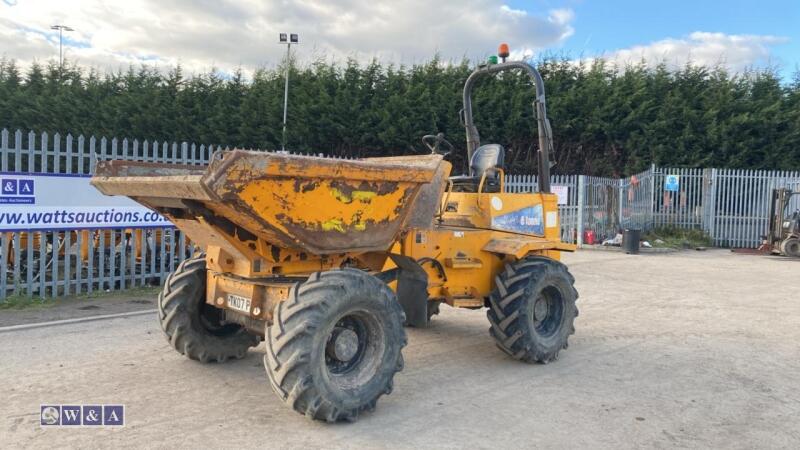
top-left (498, 43), bottom-right (510, 62)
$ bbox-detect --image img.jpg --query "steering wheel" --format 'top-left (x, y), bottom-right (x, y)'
top-left (422, 133), bottom-right (455, 156)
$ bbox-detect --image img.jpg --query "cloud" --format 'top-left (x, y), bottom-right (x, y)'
top-left (0, 0), bottom-right (575, 76)
top-left (592, 32), bottom-right (789, 72)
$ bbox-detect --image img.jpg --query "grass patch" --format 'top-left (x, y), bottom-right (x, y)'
top-left (644, 226), bottom-right (713, 249)
top-left (0, 286), bottom-right (160, 311)
top-left (0, 295), bottom-right (51, 311)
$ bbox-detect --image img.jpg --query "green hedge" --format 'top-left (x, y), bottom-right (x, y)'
top-left (1, 56), bottom-right (798, 176)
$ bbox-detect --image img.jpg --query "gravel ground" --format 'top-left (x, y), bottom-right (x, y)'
top-left (1, 249), bottom-right (798, 449)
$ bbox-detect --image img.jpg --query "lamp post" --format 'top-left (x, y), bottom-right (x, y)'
top-left (278, 33), bottom-right (298, 151)
top-left (50, 24), bottom-right (74, 69)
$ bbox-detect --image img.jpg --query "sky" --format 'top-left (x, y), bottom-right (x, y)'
top-left (0, 0), bottom-right (798, 78)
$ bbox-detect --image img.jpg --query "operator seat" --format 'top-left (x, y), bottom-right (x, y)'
top-left (450, 144), bottom-right (505, 192)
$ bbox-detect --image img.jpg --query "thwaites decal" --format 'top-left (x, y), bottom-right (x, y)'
top-left (491, 205), bottom-right (544, 235)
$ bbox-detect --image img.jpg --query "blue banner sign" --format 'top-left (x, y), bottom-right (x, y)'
top-left (0, 173), bottom-right (171, 231)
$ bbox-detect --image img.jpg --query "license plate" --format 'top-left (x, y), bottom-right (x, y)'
top-left (227, 294), bottom-right (251, 314)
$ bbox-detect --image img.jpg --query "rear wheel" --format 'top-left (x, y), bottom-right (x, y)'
top-left (487, 257), bottom-right (578, 363)
top-left (158, 254), bottom-right (259, 362)
top-left (780, 238), bottom-right (800, 258)
top-left (264, 269), bottom-right (406, 422)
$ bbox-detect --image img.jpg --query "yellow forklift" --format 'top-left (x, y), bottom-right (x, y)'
top-left (765, 188), bottom-right (799, 257)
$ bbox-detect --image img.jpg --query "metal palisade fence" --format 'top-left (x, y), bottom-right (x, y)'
top-left (0, 129), bottom-right (224, 300)
top-left (506, 165), bottom-right (800, 248)
top-left (2, 127), bottom-right (799, 300)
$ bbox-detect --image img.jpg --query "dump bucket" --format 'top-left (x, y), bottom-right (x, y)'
top-left (92, 150), bottom-right (446, 254)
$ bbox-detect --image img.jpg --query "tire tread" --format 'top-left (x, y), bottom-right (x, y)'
top-left (487, 257), bottom-right (578, 363)
top-left (264, 268), bottom-right (406, 422)
top-left (157, 253), bottom-right (259, 363)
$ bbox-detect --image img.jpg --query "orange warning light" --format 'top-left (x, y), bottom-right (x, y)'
top-left (498, 43), bottom-right (510, 59)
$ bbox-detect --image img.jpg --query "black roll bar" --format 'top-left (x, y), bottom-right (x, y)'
top-left (462, 61), bottom-right (554, 193)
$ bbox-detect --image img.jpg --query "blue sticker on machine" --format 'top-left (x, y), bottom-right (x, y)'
top-left (492, 205), bottom-right (544, 235)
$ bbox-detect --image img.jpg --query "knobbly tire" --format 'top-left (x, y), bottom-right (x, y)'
top-left (157, 254), bottom-right (259, 362)
top-left (264, 269), bottom-right (407, 423)
top-left (487, 256), bottom-right (578, 363)
top-left (780, 238), bottom-right (800, 258)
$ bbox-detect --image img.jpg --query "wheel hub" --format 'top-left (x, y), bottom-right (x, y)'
top-left (325, 314), bottom-right (374, 376)
top-left (330, 328), bottom-right (359, 362)
top-left (533, 297), bottom-right (549, 323)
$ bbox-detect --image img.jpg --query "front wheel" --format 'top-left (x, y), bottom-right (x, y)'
top-left (264, 269), bottom-right (407, 422)
top-left (487, 257), bottom-right (578, 363)
top-left (157, 254), bottom-right (260, 362)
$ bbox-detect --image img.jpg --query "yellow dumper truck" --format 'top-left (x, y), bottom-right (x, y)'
top-left (92, 50), bottom-right (578, 422)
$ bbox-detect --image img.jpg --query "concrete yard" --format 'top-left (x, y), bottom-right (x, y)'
top-left (1, 249), bottom-right (798, 449)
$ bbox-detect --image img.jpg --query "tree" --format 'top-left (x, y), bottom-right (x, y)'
top-left (0, 55), bottom-right (797, 176)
